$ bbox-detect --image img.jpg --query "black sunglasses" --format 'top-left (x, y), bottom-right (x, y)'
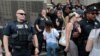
top-left (18, 13), bottom-right (26, 15)
top-left (89, 12), bottom-right (98, 15)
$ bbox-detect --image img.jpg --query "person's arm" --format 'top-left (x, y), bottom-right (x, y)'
top-left (36, 24), bottom-right (42, 32)
top-left (3, 23), bottom-right (12, 56)
top-left (3, 35), bottom-right (9, 52)
top-left (43, 30), bottom-right (46, 40)
top-left (77, 25), bottom-right (81, 33)
top-left (32, 34), bottom-right (39, 55)
top-left (64, 23), bottom-right (73, 52)
top-left (34, 18), bottom-right (42, 32)
top-left (56, 19), bottom-right (60, 26)
top-left (86, 38), bottom-right (93, 52)
top-left (86, 29), bottom-right (96, 52)
top-left (3, 35), bottom-right (11, 56)
top-left (54, 28), bottom-right (59, 38)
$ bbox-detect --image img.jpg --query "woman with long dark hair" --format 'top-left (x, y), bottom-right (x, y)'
top-left (43, 21), bottom-right (59, 56)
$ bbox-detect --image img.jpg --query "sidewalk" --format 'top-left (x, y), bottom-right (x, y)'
top-left (39, 50), bottom-right (65, 56)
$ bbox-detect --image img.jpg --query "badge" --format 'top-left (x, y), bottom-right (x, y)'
top-left (94, 7), bottom-right (97, 9)
top-left (16, 24), bottom-right (24, 29)
top-left (25, 24), bottom-right (28, 29)
top-left (41, 18), bottom-right (44, 20)
top-left (95, 22), bottom-right (98, 25)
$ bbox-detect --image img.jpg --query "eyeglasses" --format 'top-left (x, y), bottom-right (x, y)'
top-left (17, 13), bottom-right (26, 15)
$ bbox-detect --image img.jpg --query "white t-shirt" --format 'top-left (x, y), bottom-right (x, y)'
top-left (88, 29), bottom-right (100, 56)
top-left (43, 28), bottom-right (59, 44)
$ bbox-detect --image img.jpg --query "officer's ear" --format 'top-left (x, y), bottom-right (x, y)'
top-left (16, 11), bottom-right (19, 17)
top-left (16, 13), bottom-right (18, 17)
top-left (16, 13), bottom-right (17, 17)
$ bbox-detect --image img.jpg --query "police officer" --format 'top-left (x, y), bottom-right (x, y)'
top-left (34, 9), bottom-right (52, 54)
top-left (79, 5), bottom-right (100, 56)
top-left (3, 9), bottom-right (39, 56)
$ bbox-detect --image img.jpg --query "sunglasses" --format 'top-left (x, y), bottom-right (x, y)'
top-left (17, 13), bottom-right (26, 15)
top-left (91, 13), bottom-right (97, 15)
top-left (89, 12), bottom-right (98, 15)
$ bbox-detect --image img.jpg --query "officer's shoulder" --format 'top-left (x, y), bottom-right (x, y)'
top-left (36, 16), bottom-right (41, 19)
top-left (25, 21), bottom-right (34, 27)
top-left (25, 20), bottom-right (32, 24)
top-left (35, 16), bottom-right (41, 21)
top-left (4, 20), bottom-right (15, 28)
top-left (95, 19), bottom-right (100, 23)
top-left (6, 20), bottom-right (16, 25)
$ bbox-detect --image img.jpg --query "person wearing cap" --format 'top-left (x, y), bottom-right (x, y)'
top-left (79, 5), bottom-right (100, 56)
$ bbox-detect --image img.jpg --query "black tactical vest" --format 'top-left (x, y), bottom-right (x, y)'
top-left (9, 21), bottom-right (32, 46)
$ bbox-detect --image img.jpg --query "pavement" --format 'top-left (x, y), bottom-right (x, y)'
top-left (39, 50), bottom-right (65, 56)
top-left (39, 43), bottom-right (66, 56)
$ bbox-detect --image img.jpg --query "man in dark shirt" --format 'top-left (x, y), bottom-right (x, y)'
top-left (79, 5), bottom-right (100, 56)
top-left (3, 9), bottom-right (39, 56)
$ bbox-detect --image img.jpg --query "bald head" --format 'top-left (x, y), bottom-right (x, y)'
top-left (16, 9), bottom-right (25, 14)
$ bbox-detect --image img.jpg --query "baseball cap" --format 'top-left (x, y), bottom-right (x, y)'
top-left (86, 5), bottom-right (98, 13)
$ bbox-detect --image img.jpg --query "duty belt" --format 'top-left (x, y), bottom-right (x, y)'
top-left (12, 45), bottom-right (29, 49)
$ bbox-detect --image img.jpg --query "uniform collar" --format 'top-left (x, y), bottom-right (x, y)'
top-left (14, 19), bottom-right (27, 24)
top-left (84, 18), bottom-right (95, 23)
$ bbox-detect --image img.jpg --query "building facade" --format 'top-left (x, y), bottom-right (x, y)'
top-left (79, 0), bottom-right (100, 5)
top-left (65, 0), bottom-right (100, 5)
top-left (0, 0), bottom-right (46, 26)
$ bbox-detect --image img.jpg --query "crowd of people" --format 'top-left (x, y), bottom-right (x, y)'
top-left (0, 2), bottom-right (100, 56)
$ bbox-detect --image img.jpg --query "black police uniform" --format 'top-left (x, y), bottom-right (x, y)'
top-left (3, 20), bottom-right (36, 56)
top-left (79, 18), bottom-right (100, 56)
top-left (34, 16), bottom-right (52, 53)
